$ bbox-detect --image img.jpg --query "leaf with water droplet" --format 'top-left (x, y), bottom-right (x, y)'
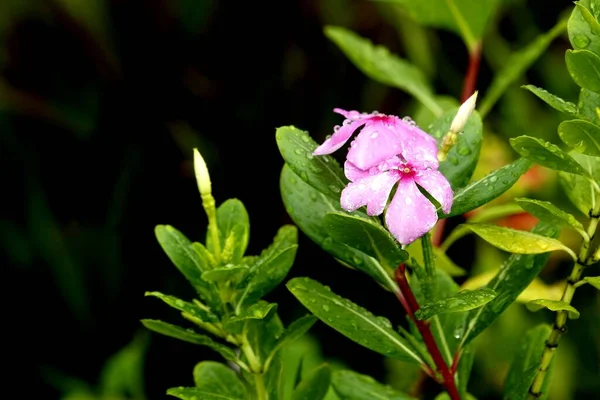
top-left (558, 119), bottom-right (600, 157)
top-left (510, 135), bottom-right (592, 178)
top-left (414, 288), bottom-right (497, 320)
top-left (287, 277), bottom-right (422, 363)
top-left (332, 369), bottom-right (417, 400)
top-left (516, 197), bottom-right (587, 238)
top-left (569, 2), bottom-right (600, 56)
top-left (522, 84), bottom-right (579, 117)
top-left (440, 158), bottom-right (532, 218)
top-left (558, 151), bottom-right (600, 215)
top-left (578, 88), bottom-right (600, 125)
top-left (429, 108), bottom-right (483, 190)
top-left (145, 291), bottom-right (219, 322)
top-left (566, 49), bottom-right (600, 93)
top-left (276, 126), bottom-right (346, 200)
top-left (526, 299), bottom-right (580, 319)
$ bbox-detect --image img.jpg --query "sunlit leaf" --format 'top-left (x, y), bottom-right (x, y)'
top-left (206, 199), bottom-right (250, 264)
top-left (569, 1), bottom-right (600, 55)
top-left (558, 119), bottom-right (600, 156)
top-left (558, 151), bottom-right (600, 215)
top-left (526, 299), bottom-right (580, 319)
top-left (515, 198), bottom-right (586, 237)
top-left (414, 288), bottom-right (497, 320)
top-left (145, 291), bottom-right (219, 322)
top-left (566, 49), bottom-right (600, 93)
top-left (332, 369), bottom-right (417, 400)
top-left (190, 361), bottom-right (247, 399)
top-left (522, 85), bottom-right (578, 116)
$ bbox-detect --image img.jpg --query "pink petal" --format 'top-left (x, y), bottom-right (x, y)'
top-left (347, 122), bottom-right (403, 170)
top-left (313, 119), bottom-right (366, 156)
top-left (396, 119), bottom-right (439, 169)
top-left (344, 160), bottom-right (371, 182)
top-left (333, 108), bottom-right (365, 120)
top-left (385, 178), bottom-right (438, 245)
top-left (414, 169), bottom-right (454, 214)
top-left (340, 171), bottom-right (399, 216)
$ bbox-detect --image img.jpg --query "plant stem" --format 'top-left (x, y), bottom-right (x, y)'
top-left (461, 42), bottom-right (482, 103)
top-left (395, 266), bottom-right (461, 400)
top-left (253, 373), bottom-right (268, 400)
top-left (527, 205), bottom-right (600, 399)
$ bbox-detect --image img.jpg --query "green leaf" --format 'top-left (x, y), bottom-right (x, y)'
top-left (324, 26), bottom-right (442, 115)
top-left (558, 119), bottom-right (600, 156)
top-left (99, 333), bottom-right (148, 399)
top-left (479, 17), bottom-right (567, 117)
top-left (509, 135), bottom-right (592, 177)
top-left (522, 85), bottom-right (578, 116)
top-left (332, 369), bottom-right (417, 400)
top-left (388, 0), bottom-right (501, 52)
top-left (167, 386), bottom-right (246, 400)
top-left (569, 1), bottom-right (600, 55)
top-left (323, 212), bottom-right (407, 271)
top-left (206, 199), bottom-right (249, 264)
top-left (280, 165), bottom-right (394, 289)
top-left (414, 288), bottom-right (497, 320)
top-left (191, 361), bottom-right (247, 399)
top-left (502, 324), bottom-right (552, 400)
top-left (578, 88), bottom-right (600, 125)
top-left (526, 299), bottom-right (580, 319)
top-left (442, 158), bottom-right (532, 218)
top-left (292, 364), bottom-right (331, 400)
top-left (155, 225), bottom-right (219, 308)
top-left (145, 291), bottom-right (219, 322)
top-left (460, 222), bottom-right (559, 345)
top-left (235, 225), bottom-right (298, 312)
top-left (276, 126), bottom-right (347, 200)
top-left (429, 108), bottom-right (483, 190)
top-left (558, 151), bottom-right (600, 215)
top-left (202, 265), bottom-right (251, 285)
top-left (191, 242), bottom-right (216, 270)
top-left (515, 198), bottom-right (586, 237)
top-left (227, 301), bottom-right (278, 324)
top-left (140, 320), bottom-right (236, 362)
top-left (457, 343), bottom-right (475, 399)
top-left (583, 276), bottom-right (600, 289)
top-left (463, 223), bottom-right (576, 259)
top-left (566, 49), bottom-right (600, 93)
top-left (265, 315), bottom-right (318, 371)
top-left (287, 277), bottom-right (422, 363)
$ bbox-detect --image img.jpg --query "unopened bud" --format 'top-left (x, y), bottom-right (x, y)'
top-left (194, 148), bottom-right (212, 196)
top-left (450, 91), bottom-right (478, 134)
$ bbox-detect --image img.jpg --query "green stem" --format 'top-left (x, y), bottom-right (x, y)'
top-left (253, 373), bottom-right (268, 400)
top-left (202, 192), bottom-right (221, 263)
top-left (528, 201), bottom-right (600, 399)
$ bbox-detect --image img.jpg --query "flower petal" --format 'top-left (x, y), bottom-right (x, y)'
top-left (385, 178), bottom-right (438, 245)
top-left (333, 108), bottom-right (366, 120)
top-left (313, 119), bottom-right (366, 155)
top-left (347, 122), bottom-right (403, 170)
top-left (414, 169), bottom-right (454, 214)
top-left (344, 160), bottom-right (371, 182)
top-left (340, 171), bottom-right (399, 216)
top-left (397, 119), bottom-right (439, 169)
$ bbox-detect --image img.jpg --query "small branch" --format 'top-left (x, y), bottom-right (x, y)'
top-left (395, 266), bottom-right (461, 400)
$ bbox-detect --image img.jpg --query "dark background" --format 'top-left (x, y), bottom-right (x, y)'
top-left (2, 0), bottom-right (595, 399)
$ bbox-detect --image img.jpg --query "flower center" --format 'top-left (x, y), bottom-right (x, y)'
top-left (397, 164), bottom-right (416, 179)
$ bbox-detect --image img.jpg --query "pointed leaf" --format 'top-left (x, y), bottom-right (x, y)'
top-left (202, 265), bottom-right (250, 285)
top-left (510, 135), bottom-right (592, 177)
top-left (145, 291), bottom-right (219, 322)
top-left (324, 212), bottom-right (407, 271)
top-left (457, 344), bottom-right (475, 399)
top-left (99, 334), bottom-right (148, 398)
top-left (280, 165), bottom-right (394, 289)
top-left (479, 17), bottom-right (567, 117)
top-left (227, 301), bottom-right (278, 325)
top-left (191, 361), bottom-right (247, 398)
top-left (583, 276), bottom-right (600, 290)
top-left (522, 85), bottom-right (578, 116)
top-left (515, 198), bottom-right (586, 237)
top-left (292, 364), bottom-right (331, 400)
top-left (414, 288), bottom-right (497, 320)
top-left (287, 277), bottom-right (422, 363)
top-left (566, 49), bottom-right (600, 93)
top-left (206, 199), bottom-right (249, 264)
top-left (558, 119), bottom-right (600, 156)
top-left (265, 315), bottom-right (318, 370)
top-left (569, 1), bottom-right (600, 55)
top-left (235, 226), bottom-right (298, 311)
top-left (324, 26), bottom-right (442, 115)
top-left (559, 151), bottom-right (600, 215)
top-left (463, 223), bottom-right (576, 259)
top-left (276, 126), bottom-right (347, 200)
top-left (442, 158), bottom-right (532, 218)
top-left (429, 108), bottom-right (483, 190)
top-left (155, 225), bottom-right (219, 308)
top-left (460, 222), bottom-right (559, 345)
top-left (526, 299), bottom-right (580, 319)
top-left (191, 242), bottom-right (216, 270)
top-left (332, 369), bottom-right (417, 400)
top-left (141, 320), bottom-right (236, 362)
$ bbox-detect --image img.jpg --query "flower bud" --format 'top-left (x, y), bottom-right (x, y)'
top-left (194, 148), bottom-right (212, 196)
top-left (450, 91), bottom-right (478, 134)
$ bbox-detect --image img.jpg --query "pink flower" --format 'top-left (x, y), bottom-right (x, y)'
top-left (314, 108), bottom-right (453, 245)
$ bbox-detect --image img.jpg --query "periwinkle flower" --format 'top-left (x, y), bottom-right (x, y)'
top-left (314, 108), bottom-right (453, 245)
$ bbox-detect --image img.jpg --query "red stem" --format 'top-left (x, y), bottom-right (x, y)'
top-left (461, 42), bottom-right (482, 103)
top-left (395, 266), bottom-right (461, 400)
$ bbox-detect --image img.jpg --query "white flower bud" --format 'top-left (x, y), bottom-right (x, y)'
top-left (194, 148), bottom-right (212, 196)
top-left (450, 91), bottom-right (478, 134)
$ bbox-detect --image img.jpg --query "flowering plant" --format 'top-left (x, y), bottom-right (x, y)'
top-left (143, 2), bottom-right (600, 399)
